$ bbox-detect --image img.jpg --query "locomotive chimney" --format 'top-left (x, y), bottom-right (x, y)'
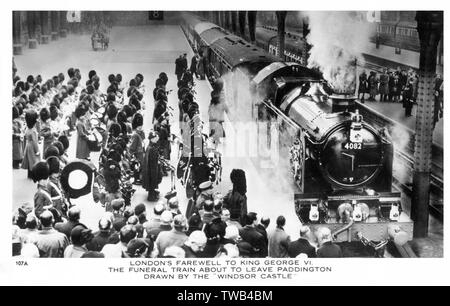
top-left (329, 93), bottom-right (357, 113)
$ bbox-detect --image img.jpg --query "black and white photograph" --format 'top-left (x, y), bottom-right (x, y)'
top-left (1, 0), bottom-right (449, 287)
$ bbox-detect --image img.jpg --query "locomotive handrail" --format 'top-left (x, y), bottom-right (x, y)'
top-left (332, 218), bottom-right (355, 242)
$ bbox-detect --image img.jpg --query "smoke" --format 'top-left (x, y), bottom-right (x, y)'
top-left (302, 11), bottom-right (376, 93)
top-left (389, 125), bottom-right (413, 185)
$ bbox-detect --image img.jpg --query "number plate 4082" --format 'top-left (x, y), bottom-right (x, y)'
top-left (343, 142), bottom-right (363, 150)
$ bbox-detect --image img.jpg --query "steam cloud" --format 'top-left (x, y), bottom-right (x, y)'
top-left (302, 11), bottom-right (376, 93)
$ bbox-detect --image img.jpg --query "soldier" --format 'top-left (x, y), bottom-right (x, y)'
top-left (403, 79), bottom-right (414, 117)
top-left (379, 68), bottom-right (389, 102)
top-left (190, 52), bottom-right (200, 79)
top-left (129, 113), bottom-right (145, 184)
top-left (22, 110), bottom-right (41, 179)
top-left (357, 70), bottom-right (368, 102)
top-left (46, 156), bottom-right (68, 218)
top-left (175, 54), bottom-right (184, 81)
top-left (31, 161), bottom-right (53, 218)
top-left (142, 131), bottom-right (162, 201)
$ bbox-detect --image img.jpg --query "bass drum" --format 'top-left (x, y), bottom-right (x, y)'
top-left (60, 160), bottom-right (96, 199)
top-left (87, 130), bottom-right (102, 152)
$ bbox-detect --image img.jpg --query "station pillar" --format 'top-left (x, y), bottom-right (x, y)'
top-left (51, 11), bottom-right (60, 40)
top-left (40, 11), bottom-right (51, 44)
top-left (247, 11), bottom-right (257, 44)
top-left (276, 11), bottom-right (287, 60)
top-left (412, 11), bottom-right (443, 238)
top-left (231, 11), bottom-right (238, 33)
top-left (13, 12), bottom-right (22, 55)
top-left (238, 11), bottom-right (246, 38)
top-left (59, 11), bottom-right (68, 38)
top-left (27, 11), bottom-right (38, 49)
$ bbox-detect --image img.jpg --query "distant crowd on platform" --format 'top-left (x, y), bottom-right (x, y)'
top-left (357, 67), bottom-right (443, 126)
top-left (11, 57), bottom-right (345, 259)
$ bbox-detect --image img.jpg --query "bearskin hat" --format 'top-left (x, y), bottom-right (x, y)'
top-left (58, 135), bottom-right (69, 151)
top-left (86, 85), bottom-right (95, 95)
top-left (106, 103), bottom-right (118, 119)
top-left (74, 105), bottom-right (86, 119)
top-left (116, 74), bottom-right (122, 82)
top-left (117, 111), bottom-right (127, 124)
top-left (44, 145), bottom-right (60, 160)
top-left (122, 104), bottom-right (133, 118)
top-left (129, 79), bottom-right (137, 87)
top-left (132, 113), bottom-right (143, 130)
top-left (68, 67), bottom-right (75, 79)
top-left (155, 78), bottom-right (163, 87)
top-left (25, 110), bottom-right (38, 128)
top-left (31, 161), bottom-right (50, 183)
top-left (26, 75), bottom-right (34, 84)
top-left (108, 74), bottom-right (116, 84)
top-left (108, 123), bottom-right (121, 138)
top-left (49, 105), bottom-right (59, 121)
top-left (159, 72), bottom-right (168, 85)
top-left (107, 84), bottom-right (117, 94)
top-left (52, 141), bottom-right (64, 157)
top-left (88, 70), bottom-right (97, 80)
top-left (46, 156), bottom-right (60, 175)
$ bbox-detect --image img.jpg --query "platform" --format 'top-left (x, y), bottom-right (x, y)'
top-left (13, 24), bottom-right (301, 242)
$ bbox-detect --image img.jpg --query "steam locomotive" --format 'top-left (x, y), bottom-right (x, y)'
top-left (181, 14), bottom-right (413, 245)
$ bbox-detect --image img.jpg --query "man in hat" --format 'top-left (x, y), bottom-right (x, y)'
top-left (55, 206), bottom-right (82, 239)
top-left (143, 201), bottom-right (165, 234)
top-left (182, 230), bottom-right (207, 258)
top-left (168, 197), bottom-right (182, 217)
top-left (147, 210), bottom-right (173, 241)
top-left (111, 198), bottom-right (125, 220)
top-left (181, 53), bottom-right (188, 76)
top-left (200, 200), bottom-right (215, 225)
top-left (195, 180), bottom-right (214, 210)
top-left (86, 217), bottom-right (114, 252)
top-left (403, 79), bottom-right (414, 117)
top-left (154, 215), bottom-right (188, 257)
top-left (142, 131), bottom-right (161, 201)
top-left (288, 225), bottom-right (317, 258)
top-left (101, 224), bottom-right (137, 258)
top-left (34, 211), bottom-right (69, 258)
top-left (46, 156), bottom-right (67, 218)
top-left (64, 224), bottom-right (94, 258)
top-left (239, 212), bottom-right (268, 258)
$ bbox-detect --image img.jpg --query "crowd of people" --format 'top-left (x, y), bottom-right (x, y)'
top-left (357, 67), bottom-right (444, 125)
top-left (12, 53), bottom-right (345, 259)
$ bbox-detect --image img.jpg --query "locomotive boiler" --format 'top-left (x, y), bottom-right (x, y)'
top-left (251, 63), bottom-right (412, 243)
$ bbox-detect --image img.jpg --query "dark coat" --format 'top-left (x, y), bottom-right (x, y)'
top-left (256, 224), bottom-right (268, 246)
top-left (142, 143), bottom-right (161, 192)
top-left (181, 57), bottom-right (188, 71)
top-left (358, 73), bottom-right (368, 93)
top-left (223, 190), bottom-right (247, 226)
top-left (181, 245), bottom-right (200, 258)
top-left (154, 121), bottom-right (171, 160)
top-left (317, 242), bottom-right (343, 258)
top-left (86, 231), bottom-right (113, 252)
top-left (55, 220), bottom-right (81, 239)
top-left (288, 238), bottom-right (317, 258)
top-left (175, 57), bottom-right (183, 76)
top-left (76, 119), bottom-right (90, 159)
top-left (190, 56), bottom-right (198, 73)
top-left (239, 226), bottom-right (268, 258)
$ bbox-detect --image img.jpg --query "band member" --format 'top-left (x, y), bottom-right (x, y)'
top-left (154, 115), bottom-right (171, 160)
top-left (39, 107), bottom-right (55, 155)
top-left (22, 110), bottom-right (41, 179)
top-left (75, 105), bottom-right (91, 160)
top-left (12, 106), bottom-right (24, 169)
top-left (32, 161), bottom-right (53, 218)
top-left (129, 113), bottom-right (145, 184)
top-left (103, 158), bottom-right (122, 211)
top-left (46, 156), bottom-right (68, 217)
top-left (142, 131), bottom-right (162, 201)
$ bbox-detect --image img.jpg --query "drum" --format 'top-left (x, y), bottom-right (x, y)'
top-left (60, 160), bottom-right (96, 199)
top-left (87, 130), bottom-right (102, 152)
